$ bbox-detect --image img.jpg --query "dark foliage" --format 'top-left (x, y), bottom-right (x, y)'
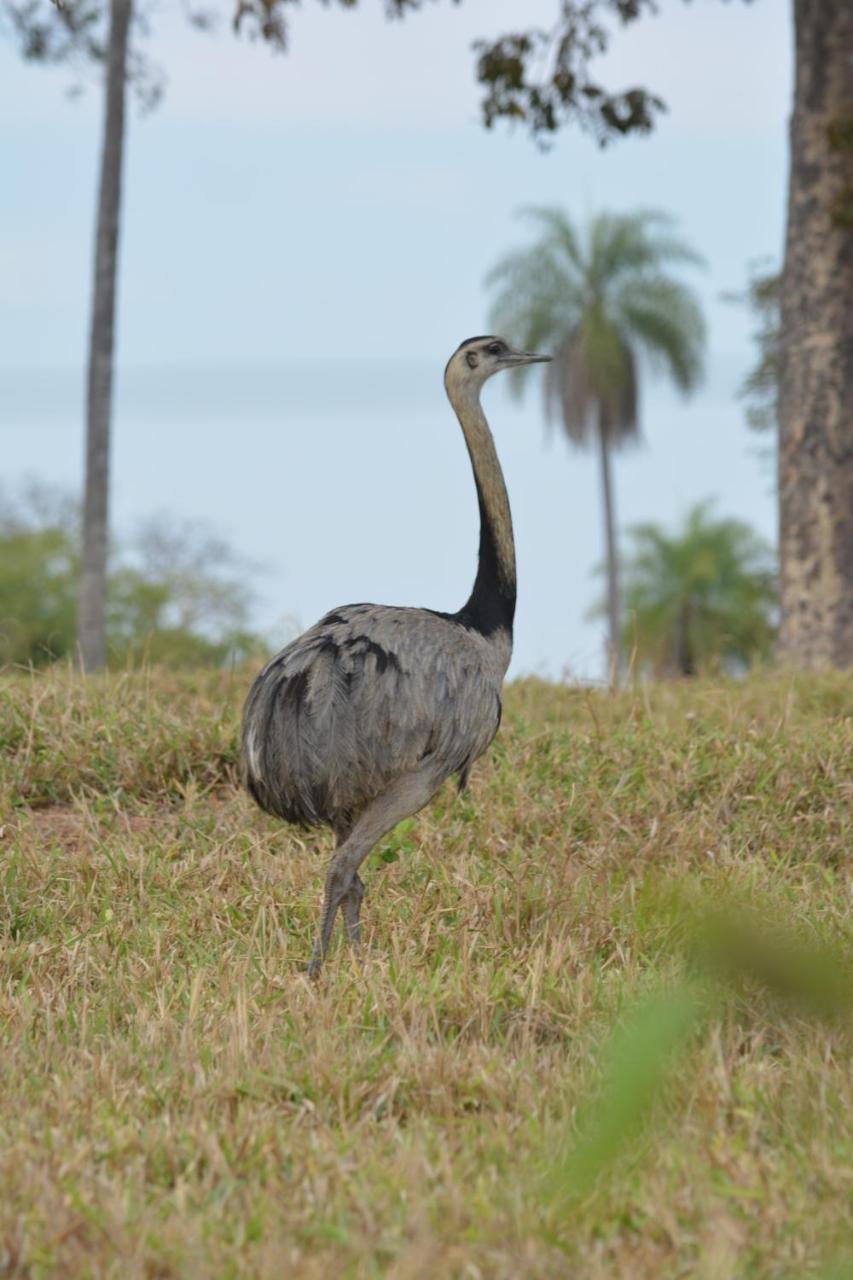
top-left (474, 4), bottom-right (665, 144)
top-left (1, 0), bottom-right (164, 107)
top-left (3, 0), bottom-right (751, 143)
top-left (733, 265), bottom-right (781, 434)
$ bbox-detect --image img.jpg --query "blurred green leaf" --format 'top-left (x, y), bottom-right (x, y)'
top-left (546, 983), bottom-right (703, 1206)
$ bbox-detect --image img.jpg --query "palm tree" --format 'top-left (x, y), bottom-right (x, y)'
top-left (616, 501), bottom-right (777, 677)
top-left (487, 208), bottom-right (705, 677)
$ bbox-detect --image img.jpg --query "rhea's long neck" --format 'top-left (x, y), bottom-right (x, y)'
top-left (448, 383), bottom-right (517, 639)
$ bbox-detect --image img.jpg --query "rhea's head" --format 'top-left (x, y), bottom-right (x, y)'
top-left (444, 335), bottom-right (551, 400)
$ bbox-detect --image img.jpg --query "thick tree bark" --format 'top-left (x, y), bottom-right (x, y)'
top-left (778, 0), bottom-right (853, 669)
top-left (597, 410), bottom-right (621, 681)
top-left (78, 0), bottom-right (132, 672)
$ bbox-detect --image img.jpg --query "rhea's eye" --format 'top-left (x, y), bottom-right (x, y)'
top-left (487, 343), bottom-right (502, 355)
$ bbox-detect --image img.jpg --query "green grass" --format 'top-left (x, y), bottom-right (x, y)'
top-left (1, 666), bottom-right (852, 1277)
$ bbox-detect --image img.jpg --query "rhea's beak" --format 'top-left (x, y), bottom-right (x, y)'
top-left (504, 349), bottom-right (552, 366)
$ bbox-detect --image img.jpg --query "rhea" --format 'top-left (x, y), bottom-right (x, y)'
top-left (241, 336), bottom-right (550, 976)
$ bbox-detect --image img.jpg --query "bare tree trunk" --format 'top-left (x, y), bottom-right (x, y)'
top-left (597, 409), bottom-right (621, 682)
top-left (675, 599), bottom-right (695, 678)
top-left (778, 0), bottom-right (853, 670)
top-left (78, 0), bottom-right (132, 672)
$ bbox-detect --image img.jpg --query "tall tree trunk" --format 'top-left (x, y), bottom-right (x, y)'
top-left (78, 0), bottom-right (132, 672)
top-left (597, 410), bottom-right (621, 681)
top-left (778, 0), bottom-right (853, 670)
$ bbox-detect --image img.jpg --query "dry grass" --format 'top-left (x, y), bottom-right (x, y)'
top-left (1, 665), bottom-right (852, 1278)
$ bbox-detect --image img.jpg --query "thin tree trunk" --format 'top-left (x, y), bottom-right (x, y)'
top-left (597, 409), bottom-right (621, 682)
top-left (675, 599), bottom-right (694, 677)
top-left (778, 0), bottom-right (853, 670)
top-left (78, 0), bottom-right (132, 672)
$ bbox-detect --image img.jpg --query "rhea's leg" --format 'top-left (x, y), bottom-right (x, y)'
top-left (306, 766), bottom-right (442, 979)
top-left (306, 823), bottom-right (351, 977)
top-left (332, 823), bottom-right (365, 950)
top-left (341, 874), bottom-right (365, 948)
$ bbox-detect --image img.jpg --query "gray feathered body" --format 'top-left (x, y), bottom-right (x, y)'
top-left (242, 603), bottom-right (511, 833)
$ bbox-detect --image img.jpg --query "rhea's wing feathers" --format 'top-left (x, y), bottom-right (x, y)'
top-left (243, 606), bottom-right (503, 826)
top-left (312, 607), bottom-right (502, 776)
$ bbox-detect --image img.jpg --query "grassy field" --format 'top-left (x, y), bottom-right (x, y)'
top-left (1, 666), bottom-right (852, 1278)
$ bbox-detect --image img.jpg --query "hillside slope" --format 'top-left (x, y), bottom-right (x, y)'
top-left (1, 669), bottom-right (851, 1277)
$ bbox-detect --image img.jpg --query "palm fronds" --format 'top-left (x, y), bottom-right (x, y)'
top-left (486, 206), bottom-right (705, 446)
top-left (485, 205), bottom-right (706, 676)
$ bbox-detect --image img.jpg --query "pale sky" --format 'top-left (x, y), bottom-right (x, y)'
top-left (2, 0), bottom-right (791, 677)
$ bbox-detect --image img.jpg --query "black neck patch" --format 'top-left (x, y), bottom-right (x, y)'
top-left (455, 481), bottom-right (516, 638)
